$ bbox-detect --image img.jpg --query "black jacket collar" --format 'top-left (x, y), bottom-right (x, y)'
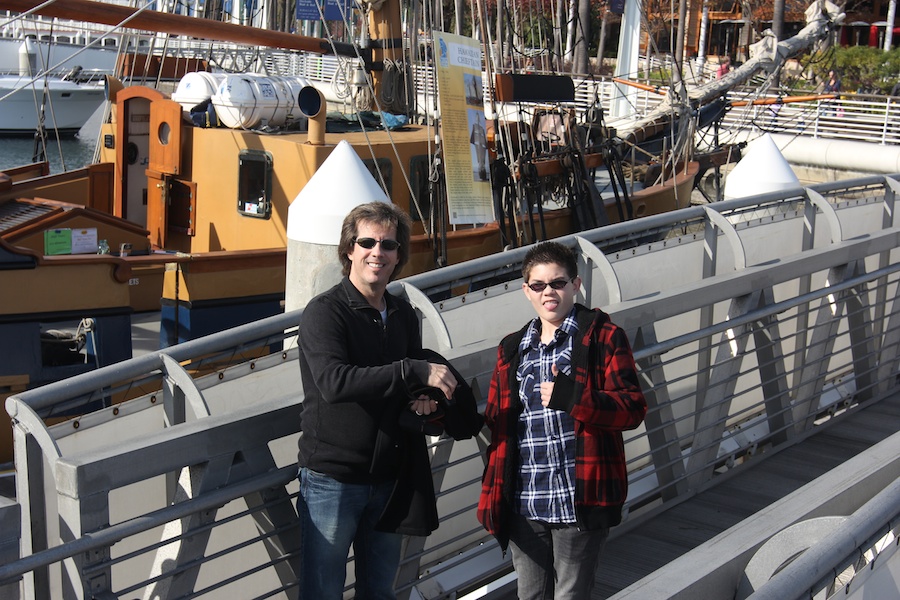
top-left (339, 276), bottom-right (394, 314)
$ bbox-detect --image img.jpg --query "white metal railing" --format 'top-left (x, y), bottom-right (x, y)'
top-left (3, 173), bottom-right (900, 599)
top-left (740, 478), bottom-right (900, 600)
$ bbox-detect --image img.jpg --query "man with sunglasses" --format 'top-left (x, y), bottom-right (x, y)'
top-left (296, 201), bottom-right (465, 598)
top-left (477, 241), bottom-right (647, 599)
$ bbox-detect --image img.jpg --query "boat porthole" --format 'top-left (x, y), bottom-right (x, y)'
top-left (158, 121), bottom-right (171, 145)
top-left (73, 421), bottom-right (79, 429)
top-left (218, 372), bottom-right (224, 380)
top-left (126, 143), bottom-right (139, 165)
top-left (113, 407), bottom-right (119, 416)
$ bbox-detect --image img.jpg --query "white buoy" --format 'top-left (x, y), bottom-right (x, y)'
top-left (285, 140), bottom-right (391, 313)
top-left (723, 133), bottom-right (801, 200)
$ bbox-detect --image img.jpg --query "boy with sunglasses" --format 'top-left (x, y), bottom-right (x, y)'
top-left (477, 241), bottom-right (647, 599)
top-left (296, 201), bottom-right (480, 598)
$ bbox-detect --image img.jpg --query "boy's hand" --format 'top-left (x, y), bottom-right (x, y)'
top-left (410, 394), bottom-right (440, 415)
top-left (540, 364), bottom-right (559, 407)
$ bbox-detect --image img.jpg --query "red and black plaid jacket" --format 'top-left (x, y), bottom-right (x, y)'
top-left (477, 304), bottom-right (647, 549)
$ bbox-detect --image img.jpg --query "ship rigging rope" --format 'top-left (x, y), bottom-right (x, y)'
top-left (380, 58), bottom-right (405, 114)
top-left (330, 58), bottom-right (355, 101)
top-left (310, 0), bottom-right (431, 237)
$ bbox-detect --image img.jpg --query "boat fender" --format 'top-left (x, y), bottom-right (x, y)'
top-left (40, 329), bottom-right (86, 366)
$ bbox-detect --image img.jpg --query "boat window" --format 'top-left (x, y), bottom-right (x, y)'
top-left (408, 155), bottom-right (432, 223)
top-left (237, 150), bottom-right (272, 219)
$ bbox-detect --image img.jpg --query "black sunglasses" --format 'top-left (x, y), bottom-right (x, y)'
top-left (354, 237), bottom-right (400, 251)
top-left (526, 278), bottom-right (572, 293)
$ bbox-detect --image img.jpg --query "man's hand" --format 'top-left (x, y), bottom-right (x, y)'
top-left (426, 363), bottom-right (457, 402)
top-left (540, 363), bottom-right (559, 407)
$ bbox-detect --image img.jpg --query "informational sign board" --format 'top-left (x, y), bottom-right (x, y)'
top-left (296, 0), bottom-right (351, 21)
top-left (43, 227), bottom-right (99, 255)
top-left (44, 229), bottom-right (72, 255)
top-left (71, 228), bottom-right (99, 254)
top-left (433, 31), bottom-right (494, 225)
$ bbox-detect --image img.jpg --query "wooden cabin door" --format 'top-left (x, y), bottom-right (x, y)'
top-left (145, 171), bottom-right (169, 249)
top-left (114, 88), bottom-right (167, 231)
top-left (145, 99), bottom-right (184, 249)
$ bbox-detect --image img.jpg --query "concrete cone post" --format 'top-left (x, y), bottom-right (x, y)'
top-left (723, 133), bottom-right (801, 200)
top-left (285, 139), bottom-right (391, 318)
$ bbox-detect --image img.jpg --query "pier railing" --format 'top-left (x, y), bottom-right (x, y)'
top-left (3, 173), bottom-right (900, 599)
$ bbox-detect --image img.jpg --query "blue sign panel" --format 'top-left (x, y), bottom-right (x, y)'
top-left (296, 0), bottom-right (319, 20)
top-left (296, 0), bottom-right (352, 21)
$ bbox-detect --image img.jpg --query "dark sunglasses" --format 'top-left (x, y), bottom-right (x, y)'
top-left (354, 237), bottom-right (400, 251)
top-left (526, 278), bottom-right (572, 293)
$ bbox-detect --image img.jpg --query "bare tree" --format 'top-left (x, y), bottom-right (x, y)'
top-left (572, 0), bottom-right (591, 73)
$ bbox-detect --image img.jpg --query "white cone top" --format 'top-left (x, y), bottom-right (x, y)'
top-left (723, 133), bottom-right (801, 200)
top-left (287, 140), bottom-right (390, 244)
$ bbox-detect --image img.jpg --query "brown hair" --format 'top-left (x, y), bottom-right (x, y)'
top-left (338, 201), bottom-right (412, 280)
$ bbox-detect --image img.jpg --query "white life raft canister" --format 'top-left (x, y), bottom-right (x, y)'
top-left (211, 74), bottom-right (310, 129)
top-left (171, 71), bottom-right (227, 112)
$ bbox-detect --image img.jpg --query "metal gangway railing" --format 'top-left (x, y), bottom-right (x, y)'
top-left (3, 173), bottom-right (900, 599)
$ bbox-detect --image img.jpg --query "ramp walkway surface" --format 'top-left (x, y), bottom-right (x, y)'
top-left (588, 391), bottom-right (900, 599)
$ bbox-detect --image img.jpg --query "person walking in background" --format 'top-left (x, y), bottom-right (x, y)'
top-left (296, 201), bottom-right (481, 599)
top-left (477, 241), bottom-right (647, 599)
top-left (824, 69), bottom-right (841, 94)
top-left (716, 55), bottom-right (731, 79)
top-left (823, 69), bottom-right (842, 116)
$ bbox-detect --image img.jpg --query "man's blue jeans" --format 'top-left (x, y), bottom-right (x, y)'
top-left (297, 468), bottom-right (402, 599)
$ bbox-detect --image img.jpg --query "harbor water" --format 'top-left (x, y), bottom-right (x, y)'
top-left (0, 104), bottom-right (103, 173)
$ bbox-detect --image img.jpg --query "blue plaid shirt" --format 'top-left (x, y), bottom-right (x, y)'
top-left (514, 308), bottom-right (578, 523)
